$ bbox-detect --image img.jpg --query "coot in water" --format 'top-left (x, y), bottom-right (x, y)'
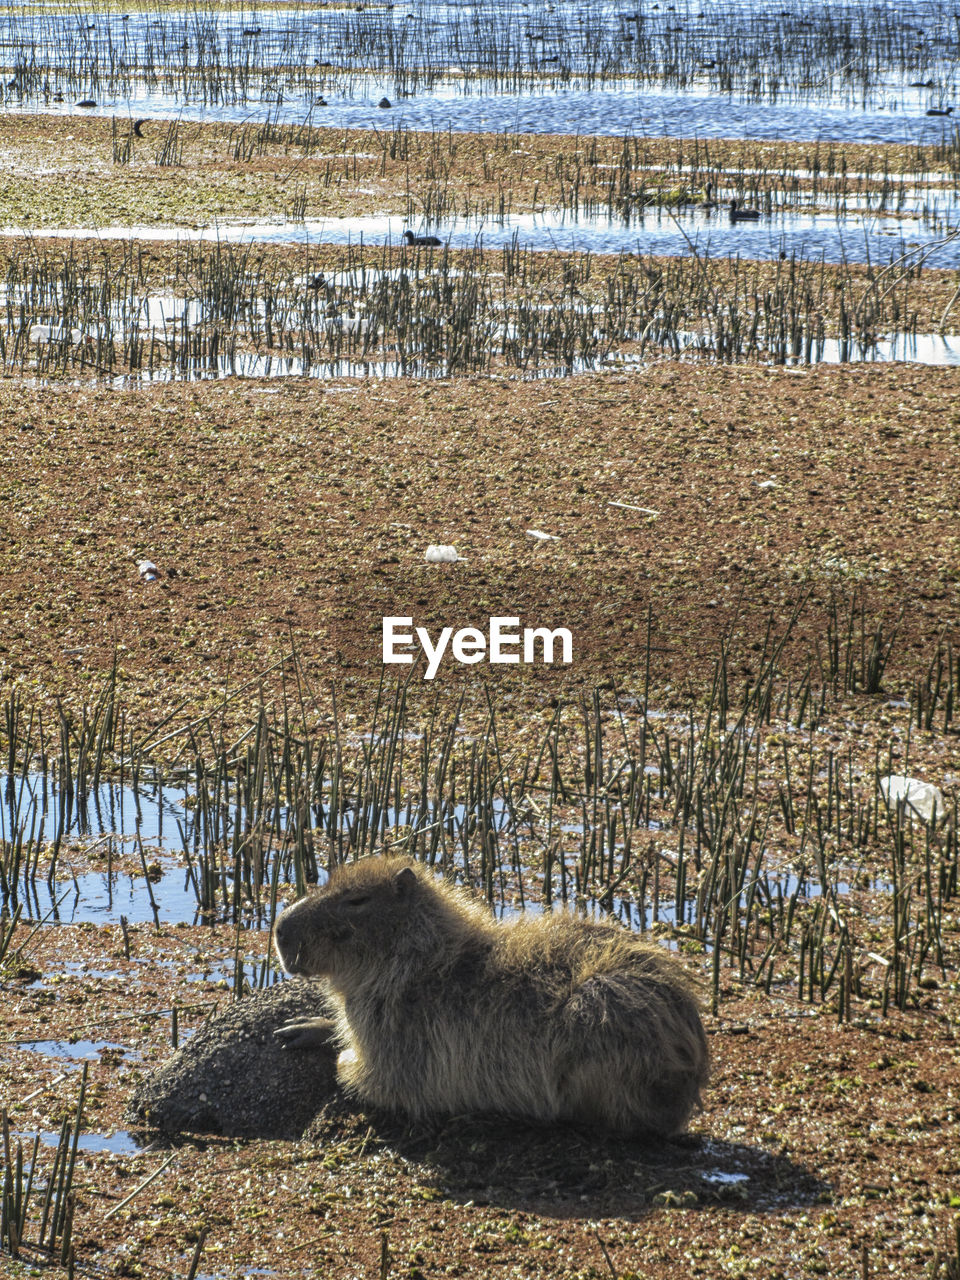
top-left (728, 198), bottom-right (761, 221)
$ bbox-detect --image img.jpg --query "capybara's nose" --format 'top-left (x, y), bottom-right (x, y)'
top-left (274, 907), bottom-right (293, 957)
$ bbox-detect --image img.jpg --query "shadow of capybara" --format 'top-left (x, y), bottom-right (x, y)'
top-left (273, 856), bottom-right (709, 1138)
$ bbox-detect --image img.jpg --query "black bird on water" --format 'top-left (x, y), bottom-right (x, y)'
top-left (926, 105), bottom-right (954, 116)
top-left (728, 198), bottom-right (761, 221)
top-left (403, 230), bottom-right (442, 246)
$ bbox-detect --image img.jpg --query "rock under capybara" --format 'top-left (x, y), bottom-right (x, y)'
top-left (273, 856), bottom-right (709, 1137)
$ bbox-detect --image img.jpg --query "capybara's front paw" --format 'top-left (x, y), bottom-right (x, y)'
top-left (275, 1017), bottom-right (335, 1050)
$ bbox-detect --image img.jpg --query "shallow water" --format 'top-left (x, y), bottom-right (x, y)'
top-left (9, 203), bottom-right (959, 267)
top-left (4, 771), bottom-right (515, 923)
top-left (16, 1038), bottom-right (136, 1060)
top-left (127, 354), bottom-right (451, 382)
top-left (498, 861), bottom-right (887, 932)
top-left (22, 328), bottom-right (960, 389)
top-left (22, 847), bottom-right (887, 935)
top-left (29, 868), bottom-right (205, 926)
top-left (26, 1129), bottom-right (148, 1155)
top-left (807, 331), bottom-right (960, 365)
top-left (2, 771), bottom-right (191, 849)
top-left (2, 0), bottom-right (958, 129)
top-left (3, 750), bottom-right (900, 954)
top-left (10, 78), bottom-right (960, 145)
top-left (664, 328), bottom-right (960, 366)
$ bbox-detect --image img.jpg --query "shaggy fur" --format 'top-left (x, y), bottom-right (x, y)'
top-left (273, 856), bottom-right (709, 1137)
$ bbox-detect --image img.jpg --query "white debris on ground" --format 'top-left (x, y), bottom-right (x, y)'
top-left (424, 544), bottom-right (459, 563)
top-left (608, 500), bottom-right (660, 516)
top-left (29, 323), bottom-right (84, 345)
top-left (879, 774), bottom-right (948, 824)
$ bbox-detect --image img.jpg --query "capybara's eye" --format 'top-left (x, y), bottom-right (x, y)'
top-left (344, 894), bottom-right (372, 907)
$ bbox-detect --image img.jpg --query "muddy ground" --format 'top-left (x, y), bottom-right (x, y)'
top-left (1, 363), bottom-right (958, 727)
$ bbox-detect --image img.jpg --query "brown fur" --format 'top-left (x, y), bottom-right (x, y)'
top-left (273, 856), bottom-right (709, 1137)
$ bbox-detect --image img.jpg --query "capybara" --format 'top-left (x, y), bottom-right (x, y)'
top-left (273, 856), bottom-right (708, 1137)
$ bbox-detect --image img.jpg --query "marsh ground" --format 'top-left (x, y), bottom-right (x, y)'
top-left (1, 87), bottom-right (959, 1280)
top-left (2, 358), bottom-right (959, 1279)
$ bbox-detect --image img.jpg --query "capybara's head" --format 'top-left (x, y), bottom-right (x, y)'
top-left (273, 857), bottom-right (435, 982)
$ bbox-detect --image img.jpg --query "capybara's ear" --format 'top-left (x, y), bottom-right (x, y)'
top-left (394, 866), bottom-right (417, 896)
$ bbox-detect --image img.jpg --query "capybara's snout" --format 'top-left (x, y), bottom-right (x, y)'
top-left (273, 902), bottom-right (307, 975)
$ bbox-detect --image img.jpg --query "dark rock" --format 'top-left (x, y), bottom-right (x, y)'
top-left (128, 981), bottom-right (338, 1140)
